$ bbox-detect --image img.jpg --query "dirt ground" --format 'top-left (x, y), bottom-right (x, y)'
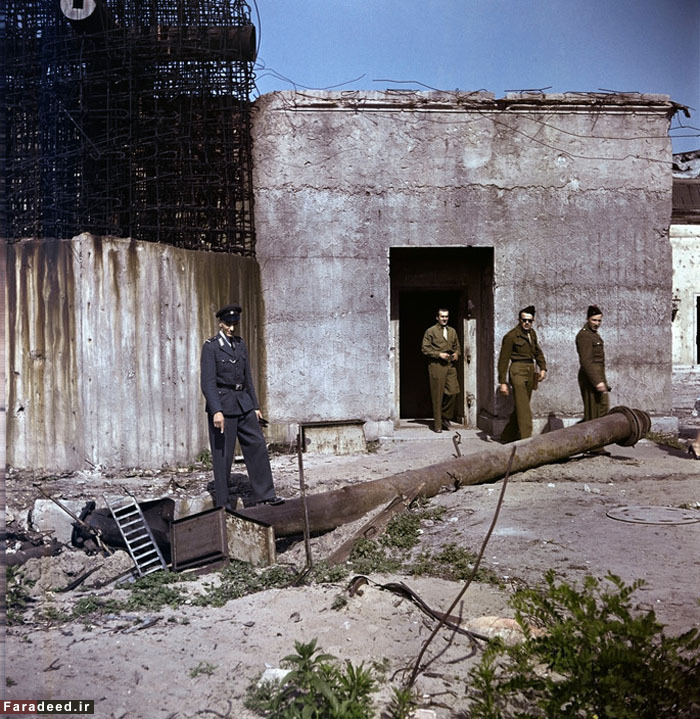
top-left (4, 427), bottom-right (700, 719)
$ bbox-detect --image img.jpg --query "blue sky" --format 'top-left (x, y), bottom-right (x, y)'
top-left (251, 0), bottom-right (700, 153)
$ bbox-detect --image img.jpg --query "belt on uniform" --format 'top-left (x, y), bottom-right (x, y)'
top-left (217, 382), bottom-right (244, 390)
top-left (511, 359), bottom-right (534, 363)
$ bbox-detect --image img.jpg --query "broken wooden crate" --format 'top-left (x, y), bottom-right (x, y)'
top-left (170, 507), bottom-right (276, 571)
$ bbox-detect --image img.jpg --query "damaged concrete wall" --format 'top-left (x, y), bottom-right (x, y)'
top-left (670, 224), bottom-right (700, 417)
top-left (7, 234), bottom-right (263, 471)
top-left (671, 225), bottom-right (700, 366)
top-left (251, 91), bottom-right (675, 437)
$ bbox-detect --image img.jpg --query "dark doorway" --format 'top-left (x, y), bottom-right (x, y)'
top-left (399, 290), bottom-right (462, 418)
top-left (390, 247), bottom-right (494, 425)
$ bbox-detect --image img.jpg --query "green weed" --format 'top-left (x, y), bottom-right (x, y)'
top-left (408, 543), bottom-right (503, 586)
top-left (366, 440), bottom-right (381, 454)
top-left (245, 638), bottom-right (376, 719)
top-left (384, 685), bottom-right (419, 719)
top-left (308, 561), bottom-right (351, 585)
top-left (192, 560), bottom-right (295, 607)
top-left (195, 449), bottom-right (213, 468)
top-left (119, 570), bottom-right (190, 611)
top-left (381, 507), bottom-right (446, 552)
top-left (5, 566), bottom-right (35, 625)
top-left (72, 594), bottom-right (124, 617)
top-left (348, 538), bottom-right (402, 575)
top-left (39, 604), bottom-right (71, 624)
top-left (382, 512), bottom-right (422, 549)
top-left (189, 661), bottom-right (217, 678)
top-left (645, 431), bottom-right (686, 451)
top-left (331, 594), bottom-right (348, 611)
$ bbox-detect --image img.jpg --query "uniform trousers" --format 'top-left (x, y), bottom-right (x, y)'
top-left (428, 360), bottom-right (459, 431)
top-left (207, 409), bottom-right (275, 508)
top-left (578, 370), bottom-right (609, 422)
top-left (500, 362), bottom-right (535, 443)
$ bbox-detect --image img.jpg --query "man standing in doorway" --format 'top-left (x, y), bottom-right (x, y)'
top-left (200, 303), bottom-right (284, 508)
top-left (498, 305), bottom-right (547, 442)
top-left (421, 308), bottom-right (461, 433)
top-left (576, 304), bottom-right (609, 422)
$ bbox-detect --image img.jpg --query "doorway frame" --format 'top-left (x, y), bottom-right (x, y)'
top-left (389, 245), bottom-right (494, 430)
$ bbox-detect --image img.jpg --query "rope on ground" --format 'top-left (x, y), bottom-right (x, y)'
top-left (406, 445), bottom-right (518, 688)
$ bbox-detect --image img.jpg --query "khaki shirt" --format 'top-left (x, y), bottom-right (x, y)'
top-left (576, 325), bottom-right (606, 387)
top-left (421, 323), bottom-right (460, 360)
top-left (497, 325), bottom-right (546, 384)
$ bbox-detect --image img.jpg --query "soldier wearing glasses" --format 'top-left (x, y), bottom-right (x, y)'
top-left (497, 305), bottom-right (547, 443)
top-left (200, 304), bottom-right (284, 508)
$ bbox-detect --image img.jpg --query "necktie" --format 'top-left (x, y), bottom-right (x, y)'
top-left (443, 327), bottom-right (447, 340)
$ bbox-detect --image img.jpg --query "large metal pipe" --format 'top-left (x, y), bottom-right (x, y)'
top-left (240, 407), bottom-right (650, 537)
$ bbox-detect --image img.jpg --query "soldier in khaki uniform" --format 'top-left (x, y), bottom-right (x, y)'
top-left (497, 305), bottom-right (547, 443)
top-left (421, 309), bottom-right (461, 432)
top-left (576, 304), bottom-right (609, 422)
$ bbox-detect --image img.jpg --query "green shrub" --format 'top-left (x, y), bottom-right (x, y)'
top-left (245, 638), bottom-right (376, 719)
top-left (384, 685), bottom-right (419, 719)
top-left (466, 570), bottom-right (700, 719)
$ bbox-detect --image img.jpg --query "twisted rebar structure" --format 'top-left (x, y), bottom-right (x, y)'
top-left (1, 0), bottom-right (257, 254)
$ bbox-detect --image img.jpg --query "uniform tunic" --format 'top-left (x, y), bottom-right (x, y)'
top-left (200, 331), bottom-right (275, 507)
top-left (497, 324), bottom-right (547, 442)
top-left (421, 323), bottom-right (461, 431)
top-left (575, 325), bottom-right (609, 421)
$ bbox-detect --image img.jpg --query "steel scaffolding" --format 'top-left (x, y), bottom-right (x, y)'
top-left (1, 0), bottom-right (257, 254)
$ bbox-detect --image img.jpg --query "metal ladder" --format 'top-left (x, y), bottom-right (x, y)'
top-left (104, 493), bottom-right (167, 577)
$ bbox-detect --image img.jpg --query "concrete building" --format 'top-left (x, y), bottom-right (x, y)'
top-left (252, 90), bottom-right (681, 443)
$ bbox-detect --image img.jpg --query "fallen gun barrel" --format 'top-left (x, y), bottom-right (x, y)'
top-left (241, 406), bottom-right (650, 537)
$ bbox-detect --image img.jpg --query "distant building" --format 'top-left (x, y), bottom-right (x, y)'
top-left (671, 150), bottom-right (700, 421)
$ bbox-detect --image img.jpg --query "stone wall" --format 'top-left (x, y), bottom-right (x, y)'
top-left (7, 235), bottom-right (263, 471)
top-left (251, 91), bottom-right (676, 437)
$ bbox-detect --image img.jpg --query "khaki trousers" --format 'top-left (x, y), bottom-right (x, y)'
top-left (578, 370), bottom-right (609, 422)
top-left (428, 360), bottom-right (459, 431)
top-left (500, 362), bottom-right (535, 443)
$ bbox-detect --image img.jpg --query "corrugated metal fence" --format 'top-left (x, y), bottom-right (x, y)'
top-left (7, 234), bottom-right (263, 471)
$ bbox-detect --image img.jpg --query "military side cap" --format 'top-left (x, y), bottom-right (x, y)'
top-left (520, 305), bottom-right (536, 316)
top-left (587, 304), bottom-right (602, 317)
top-left (216, 303), bottom-right (242, 324)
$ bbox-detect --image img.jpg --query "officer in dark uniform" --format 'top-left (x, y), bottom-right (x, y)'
top-left (497, 305), bottom-right (547, 443)
top-left (200, 304), bottom-right (284, 508)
